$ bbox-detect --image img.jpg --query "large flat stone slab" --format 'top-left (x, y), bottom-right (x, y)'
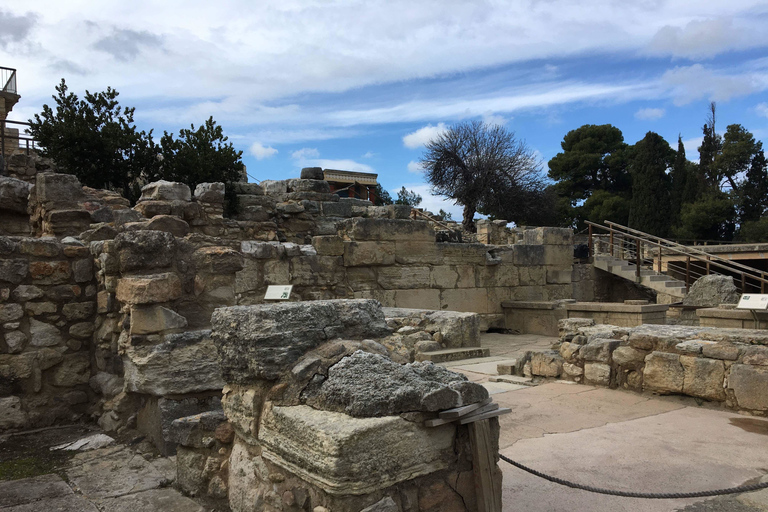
top-left (0, 474), bottom-right (73, 507)
top-left (95, 489), bottom-right (204, 512)
top-left (2, 494), bottom-right (99, 512)
top-left (258, 404), bottom-right (456, 494)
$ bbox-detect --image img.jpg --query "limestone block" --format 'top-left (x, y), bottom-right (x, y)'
top-left (116, 273), bottom-right (182, 305)
top-left (312, 236), bottom-right (345, 256)
top-left (377, 266), bottom-right (430, 289)
top-left (241, 241), bottom-right (282, 259)
top-left (523, 227), bottom-right (573, 246)
top-left (25, 301), bottom-right (57, 316)
top-left (702, 343), bottom-right (741, 361)
top-left (231, 182), bottom-right (264, 195)
top-left (72, 258), bottom-right (93, 283)
top-left (643, 352), bottom-right (684, 394)
top-left (563, 362), bottom-right (584, 378)
top-left (579, 339), bottom-right (620, 363)
top-left (35, 172), bottom-right (86, 209)
top-left (168, 410), bottom-right (228, 448)
top-left (743, 346), bottom-right (768, 366)
top-left (431, 266), bottom-right (461, 289)
top-left (394, 289), bottom-right (441, 310)
top-left (258, 404), bottom-right (456, 494)
top-left (19, 239), bottom-right (61, 257)
top-left (29, 261), bottom-right (71, 285)
top-left (11, 285), bottom-right (43, 301)
top-left (513, 245), bottom-right (546, 266)
top-left (290, 256), bottom-right (343, 286)
top-left (612, 346), bottom-right (647, 366)
top-left (114, 231), bottom-right (176, 272)
top-left (543, 245), bottom-right (573, 267)
top-left (680, 356), bottom-right (726, 401)
top-left (339, 218), bottom-right (434, 242)
top-left (221, 384), bottom-right (269, 444)
top-left (211, 300), bottom-right (390, 382)
top-left (0, 303), bottom-right (23, 323)
top-left (476, 264), bottom-right (519, 288)
top-left (69, 322), bottom-right (94, 339)
top-left (546, 269), bottom-right (572, 285)
top-left (0, 259), bottom-right (28, 284)
top-left (0, 176), bottom-right (32, 214)
top-left (261, 179), bottom-right (289, 195)
top-left (394, 241), bottom-right (442, 265)
top-left (441, 288), bottom-right (489, 314)
top-left (89, 372), bottom-right (124, 398)
top-left (0, 396), bottom-right (27, 429)
top-left (518, 266), bottom-right (545, 286)
top-left (51, 353), bottom-right (90, 386)
top-left (288, 178), bottom-right (331, 194)
top-left (4, 331), bottom-right (27, 353)
top-left (192, 246), bottom-right (244, 274)
top-left (438, 243), bottom-right (488, 265)
top-left (29, 318), bottom-right (63, 347)
top-left (194, 182), bottom-right (225, 203)
top-left (123, 331), bottom-right (224, 396)
top-left (144, 215), bottom-right (190, 237)
top-left (263, 260), bottom-right (290, 285)
top-left (343, 241), bottom-right (396, 266)
top-left (130, 305), bottom-right (188, 335)
top-left (729, 364), bottom-right (768, 411)
top-left (584, 363), bottom-right (611, 385)
top-left (140, 180), bottom-right (191, 202)
top-left (137, 395), bottom-right (222, 455)
top-left (62, 302), bottom-right (96, 321)
top-left (530, 351), bottom-right (564, 377)
top-left (44, 209), bottom-right (92, 236)
top-left (321, 201), bottom-right (353, 218)
top-left (300, 167), bottom-right (325, 180)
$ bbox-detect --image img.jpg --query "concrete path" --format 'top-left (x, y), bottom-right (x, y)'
top-left (447, 334), bottom-right (768, 512)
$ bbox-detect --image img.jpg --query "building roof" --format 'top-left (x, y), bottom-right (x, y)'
top-left (323, 169), bottom-right (378, 186)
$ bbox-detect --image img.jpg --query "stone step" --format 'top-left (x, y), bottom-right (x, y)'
top-left (646, 275), bottom-right (672, 282)
top-left (415, 347), bottom-right (491, 363)
top-left (495, 359), bottom-right (518, 375)
top-left (488, 375), bottom-right (537, 387)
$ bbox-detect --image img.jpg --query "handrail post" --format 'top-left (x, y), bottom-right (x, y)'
top-left (741, 272), bottom-right (746, 293)
top-left (1, 119), bottom-right (5, 161)
top-left (588, 224), bottom-right (593, 260)
top-left (609, 226), bottom-right (614, 257)
top-left (762, 273), bottom-right (766, 294)
top-left (635, 238), bottom-right (641, 282)
top-left (705, 256), bottom-right (710, 275)
top-left (686, 256), bottom-right (691, 292)
top-left (657, 242), bottom-right (662, 273)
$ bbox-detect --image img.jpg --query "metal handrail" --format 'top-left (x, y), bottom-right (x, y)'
top-left (587, 221), bottom-right (768, 293)
top-left (1, 119), bottom-right (37, 159)
top-left (1, 67), bottom-right (17, 94)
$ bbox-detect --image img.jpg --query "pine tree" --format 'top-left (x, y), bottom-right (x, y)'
top-left (628, 132), bottom-right (673, 237)
top-left (669, 135), bottom-right (688, 223)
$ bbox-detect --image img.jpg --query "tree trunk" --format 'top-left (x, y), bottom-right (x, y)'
top-left (462, 203), bottom-right (477, 233)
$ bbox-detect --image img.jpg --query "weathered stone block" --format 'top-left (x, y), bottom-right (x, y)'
top-left (211, 300), bottom-right (390, 383)
top-left (51, 353), bottom-right (90, 386)
top-left (194, 182), bottom-right (225, 203)
top-left (35, 172), bottom-right (85, 209)
top-left (258, 405), bottom-right (456, 494)
top-left (612, 346), bottom-right (647, 366)
top-left (702, 343), bottom-right (740, 361)
top-left (10, 285), bottom-right (42, 301)
top-left (544, 245), bottom-right (572, 267)
top-left (62, 302), bottom-right (95, 321)
top-left (579, 339), bottom-right (620, 363)
top-left (643, 352), bottom-right (683, 394)
top-left (394, 289), bottom-right (441, 310)
top-left (377, 266), bottom-right (430, 289)
top-left (0, 303), bottom-right (23, 323)
top-left (441, 288), bottom-right (489, 314)
top-left (192, 246), bottom-right (244, 274)
top-left (523, 227), bottom-right (573, 246)
top-left (144, 215), bottom-right (190, 237)
top-left (140, 180), bottom-right (191, 202)
top-left (69, 322), bottom-right (94, 339)
top-left (729, 364), bottom-right (768, 411)
top-left (343, 241), bottom-right (396, 266)
top-left (29, 261), bottom-right (71, 284)
top-left (680, 356), bottom-right (725, 401)
top-left (0, 259), bottom-right (28, 284)
top-left (116, 273), bottom-right (182, 305)
top-left (394, 241), bottom-right (442, 265)
top-left (513, 245), bottom-right (546, 266)
top-left (312, 236), bottom-right (345, 256)
top-left (124, 330), bottom-right (224, 396)
top-left (130, 305), bottom-right (188, 335)
top-left (114, 231), bottom-right (176, 272)
top-left (584, 363), bottom-right (611, 385)
top-left (530, 351), bottom-right (563, 377)
top-left (339, 218), bottom-right (434, 242)
top-left (72, 258), bottom-right (93, 283)
top-left (0, 396), bottom-right (27, 430)
top-left (0, 177), bottom-right (32, 214)
top-left (19, 239), bottom-right (61, 257)
top-left (546, 269), bottom-right (572, 284)
top-left (29, 318), bottom-right (63, 347)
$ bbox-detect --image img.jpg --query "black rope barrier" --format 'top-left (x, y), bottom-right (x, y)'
top-left (500, 454), bottom-right (768, 499)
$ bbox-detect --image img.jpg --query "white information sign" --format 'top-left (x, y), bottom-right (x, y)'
top-left (737, 294), bottom-right (768, 310)
top-left (265, 285), bottom-right (293, 301)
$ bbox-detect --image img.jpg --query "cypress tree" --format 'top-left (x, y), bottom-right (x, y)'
top-left (628, 132), bottom-right (674, 237)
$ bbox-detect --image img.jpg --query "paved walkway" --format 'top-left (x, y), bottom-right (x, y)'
top-left (449, 333), bottom-right (768, 512)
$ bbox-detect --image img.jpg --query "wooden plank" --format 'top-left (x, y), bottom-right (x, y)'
top-left (459, 408), bottom-right (510, 425)
top-left (469, 419), bottom-right (502, 512)
top-left (424, 416), bottom-right (454, 428)
top-left (458, 402), bottom-right (498, 421)
top-left (438, 397), bottom-right (492, 419)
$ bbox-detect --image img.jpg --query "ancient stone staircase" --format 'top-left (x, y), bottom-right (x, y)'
top-left (593, 254), bottom-right (688, 301)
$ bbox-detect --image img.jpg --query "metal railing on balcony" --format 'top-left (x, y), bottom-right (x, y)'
top-left (586, 220), bottom-right (768, 294)
top-left (1, 67), bottom-right (17, 95)
top-left (1, 119), bottom-right (37, 159)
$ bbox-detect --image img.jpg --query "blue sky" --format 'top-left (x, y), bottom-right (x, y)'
top-left (3, 1), bottom-right (768, 219)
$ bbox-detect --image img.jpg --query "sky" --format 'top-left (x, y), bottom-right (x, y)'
top-left (2, 1), bottom-right (768, 220)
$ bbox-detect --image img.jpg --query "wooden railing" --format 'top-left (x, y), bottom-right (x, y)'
top-left (586, 221), bottom-right (768, 293)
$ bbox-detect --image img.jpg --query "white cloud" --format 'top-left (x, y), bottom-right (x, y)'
top-left (661, 64), bottom-right (765, 106)
top-left (634, 107), bottom-right (665, 120)
top-left (403, 123), bottom-right (448, 149)
top-left (361, 151), bottom-right (376, 158)
top-left (757, 103), bottom-right (768, 119)
top-left (646, 18), bottom-right (744, 59)
top-left (291, 147), bottom-right (319, 160)
top-left (250, 142), bottom-right (278, 160)
top-left (304, 159), bottom-right (375, 174)
top-left (482, 113), bottom-right (508, 126)
top-left (682, 137), bottom-right (703, 163)
top-left (407, 161), bottom-right (424, 174)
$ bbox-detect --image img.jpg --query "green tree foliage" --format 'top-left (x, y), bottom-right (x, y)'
top-left (628, 132), bottom-right (673, 237)
top-left (373, 184), bottom-right (393, 206)
top-left (699, 102), bottom-right (723, 188)
top-left (394, 186), bottom-right (422, 207)
top-left (714, 124), bottom-right (763, 191)
top-left (579, 189), bottom-right (629, 227)
top-left (669, 135), bottom-right (688, 223)
top-left (736, 218), bottom-right (768, 243)
top-left (436, 209), bottom-right (453, 221)
top-left (737, 150), bottom-right (768, 223)
top-left (28, 79), bottom-right (160, 202)
top-left (673, 192), bottom-right (736, 241)
top-left (421, 120), bottom-right (542, 232)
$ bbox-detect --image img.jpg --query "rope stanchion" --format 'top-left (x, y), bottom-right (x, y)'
top-left (500, 454), bottom-right (768, 499)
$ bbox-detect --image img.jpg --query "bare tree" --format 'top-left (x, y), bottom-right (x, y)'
top-left (420, 120), bottom-right (542, 232)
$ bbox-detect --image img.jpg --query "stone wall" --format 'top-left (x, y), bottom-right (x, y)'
top-left (514, 319), bottom-right (768, 414)
top-left (210, 300), bottom-right (500, 512)
top-left (236, 220), bottom-right (574, 329)
top-left (0, 236), bottom-right (97, 430)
